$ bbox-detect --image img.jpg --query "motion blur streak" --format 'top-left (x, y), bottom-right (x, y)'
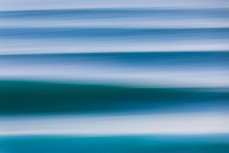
top-left (0, 0), bottom-right (228, 153)
top-left (0, 112), bottom-right (228, 135)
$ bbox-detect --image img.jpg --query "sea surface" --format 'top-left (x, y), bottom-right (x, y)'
top-left (0, 0), bottom-right (228, 152)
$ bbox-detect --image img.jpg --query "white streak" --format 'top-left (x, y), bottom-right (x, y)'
top-left (0, 112), bottom-right (228, 136)
top-left (0, 40), bottom-right (228, 55)
top-left (0, 0), bottom-right (228, 11)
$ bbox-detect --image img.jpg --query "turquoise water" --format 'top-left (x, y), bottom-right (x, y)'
top-left (1, 135), bottom-right (229, 153)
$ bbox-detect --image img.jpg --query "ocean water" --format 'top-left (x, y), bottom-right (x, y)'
top-left (1, 135), bottom-right (228, 153)
top-left (0, 0), bottom-right (228, 152)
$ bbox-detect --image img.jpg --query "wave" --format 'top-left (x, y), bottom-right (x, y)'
top-left (0, 80), bottom-right (228, 115)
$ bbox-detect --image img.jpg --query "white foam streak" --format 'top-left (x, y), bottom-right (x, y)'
top-left (0, 62), bottom-right (228, 87)
top-left (0, 112), bottom-right (228, 136)
top-left (0, 40), bottom-right (228, 55)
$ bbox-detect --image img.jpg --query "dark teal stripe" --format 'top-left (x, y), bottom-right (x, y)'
top-left (0, 80), bottom-right (228, 115)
